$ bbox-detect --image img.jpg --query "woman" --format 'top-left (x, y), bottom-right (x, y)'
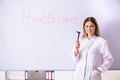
top-left (72, 17), bottom-right (113, 80)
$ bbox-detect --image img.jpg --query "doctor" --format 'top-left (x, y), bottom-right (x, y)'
top-left (72, 17), bottom-right (113, 80)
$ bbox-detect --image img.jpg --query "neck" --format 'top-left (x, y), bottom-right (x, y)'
top-left (88, 34), bottom-right (95, 39)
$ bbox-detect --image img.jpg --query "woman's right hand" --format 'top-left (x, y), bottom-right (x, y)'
top-left (74, 40), bottom-right (80, 57)
top-left (75, 40), bottom-right (80, 48)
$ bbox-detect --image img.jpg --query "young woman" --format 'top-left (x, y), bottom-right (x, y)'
top-left (72, 17), bottom-right (113, 80)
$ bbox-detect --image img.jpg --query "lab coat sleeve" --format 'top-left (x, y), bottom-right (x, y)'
top-left (71, 47), bottom-right (81, 63)
top-left (98, 40), bottom-right (114, 73)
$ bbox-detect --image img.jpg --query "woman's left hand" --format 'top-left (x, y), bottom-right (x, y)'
top-left (93, 67), bottom-right (101, 72)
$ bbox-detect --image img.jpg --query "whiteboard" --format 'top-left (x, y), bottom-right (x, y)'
top-left (0, 0), bottom-right (120, 70)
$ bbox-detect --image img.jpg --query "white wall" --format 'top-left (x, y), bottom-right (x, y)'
top-left (55, 71), bottom-right (74, 80)
top-left (0, 71), bottom-right (5, 80)
top-left (55, 70), bottom-right (120, 80)
top-left (102, 70), bottom-right (120, 80)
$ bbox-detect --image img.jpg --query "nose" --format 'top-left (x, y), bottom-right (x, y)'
top-left (88, 26), bottom-right (91, 30)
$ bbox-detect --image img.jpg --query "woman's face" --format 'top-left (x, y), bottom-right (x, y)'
top-left (84, 21), bottom-right (96, 36)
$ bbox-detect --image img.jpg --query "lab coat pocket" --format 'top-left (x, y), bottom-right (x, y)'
top-left (91, 70), bottom-right (101, 80)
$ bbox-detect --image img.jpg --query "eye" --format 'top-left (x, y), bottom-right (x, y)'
top-left (85, 25), bottom-right (88, 28)
top-left (90, 25), bottom-right (94, 27)
top-left (90, 24), bottom-right (95, 28)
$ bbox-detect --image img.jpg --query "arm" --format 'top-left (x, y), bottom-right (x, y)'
top-left (74, 40), bottom-right (80, 57)
top-left (97, 40), bottom-right (114, 73)
top-left (71, 40), bottom-right (80, 63)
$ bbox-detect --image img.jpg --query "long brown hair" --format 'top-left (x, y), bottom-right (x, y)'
top-left (82, 17), bottom-right (100, 39)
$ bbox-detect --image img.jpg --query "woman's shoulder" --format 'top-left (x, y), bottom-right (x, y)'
top-left (80, 36), bottom-right (87, 41)
top-left (96, 36), bottom-right (107, 43)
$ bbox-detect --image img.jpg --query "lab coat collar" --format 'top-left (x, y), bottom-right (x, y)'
top-left (87, 35), bottom-right (96, 42)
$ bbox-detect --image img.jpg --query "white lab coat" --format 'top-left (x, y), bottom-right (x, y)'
top-left (72, 36), bottom-right (113, 80)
